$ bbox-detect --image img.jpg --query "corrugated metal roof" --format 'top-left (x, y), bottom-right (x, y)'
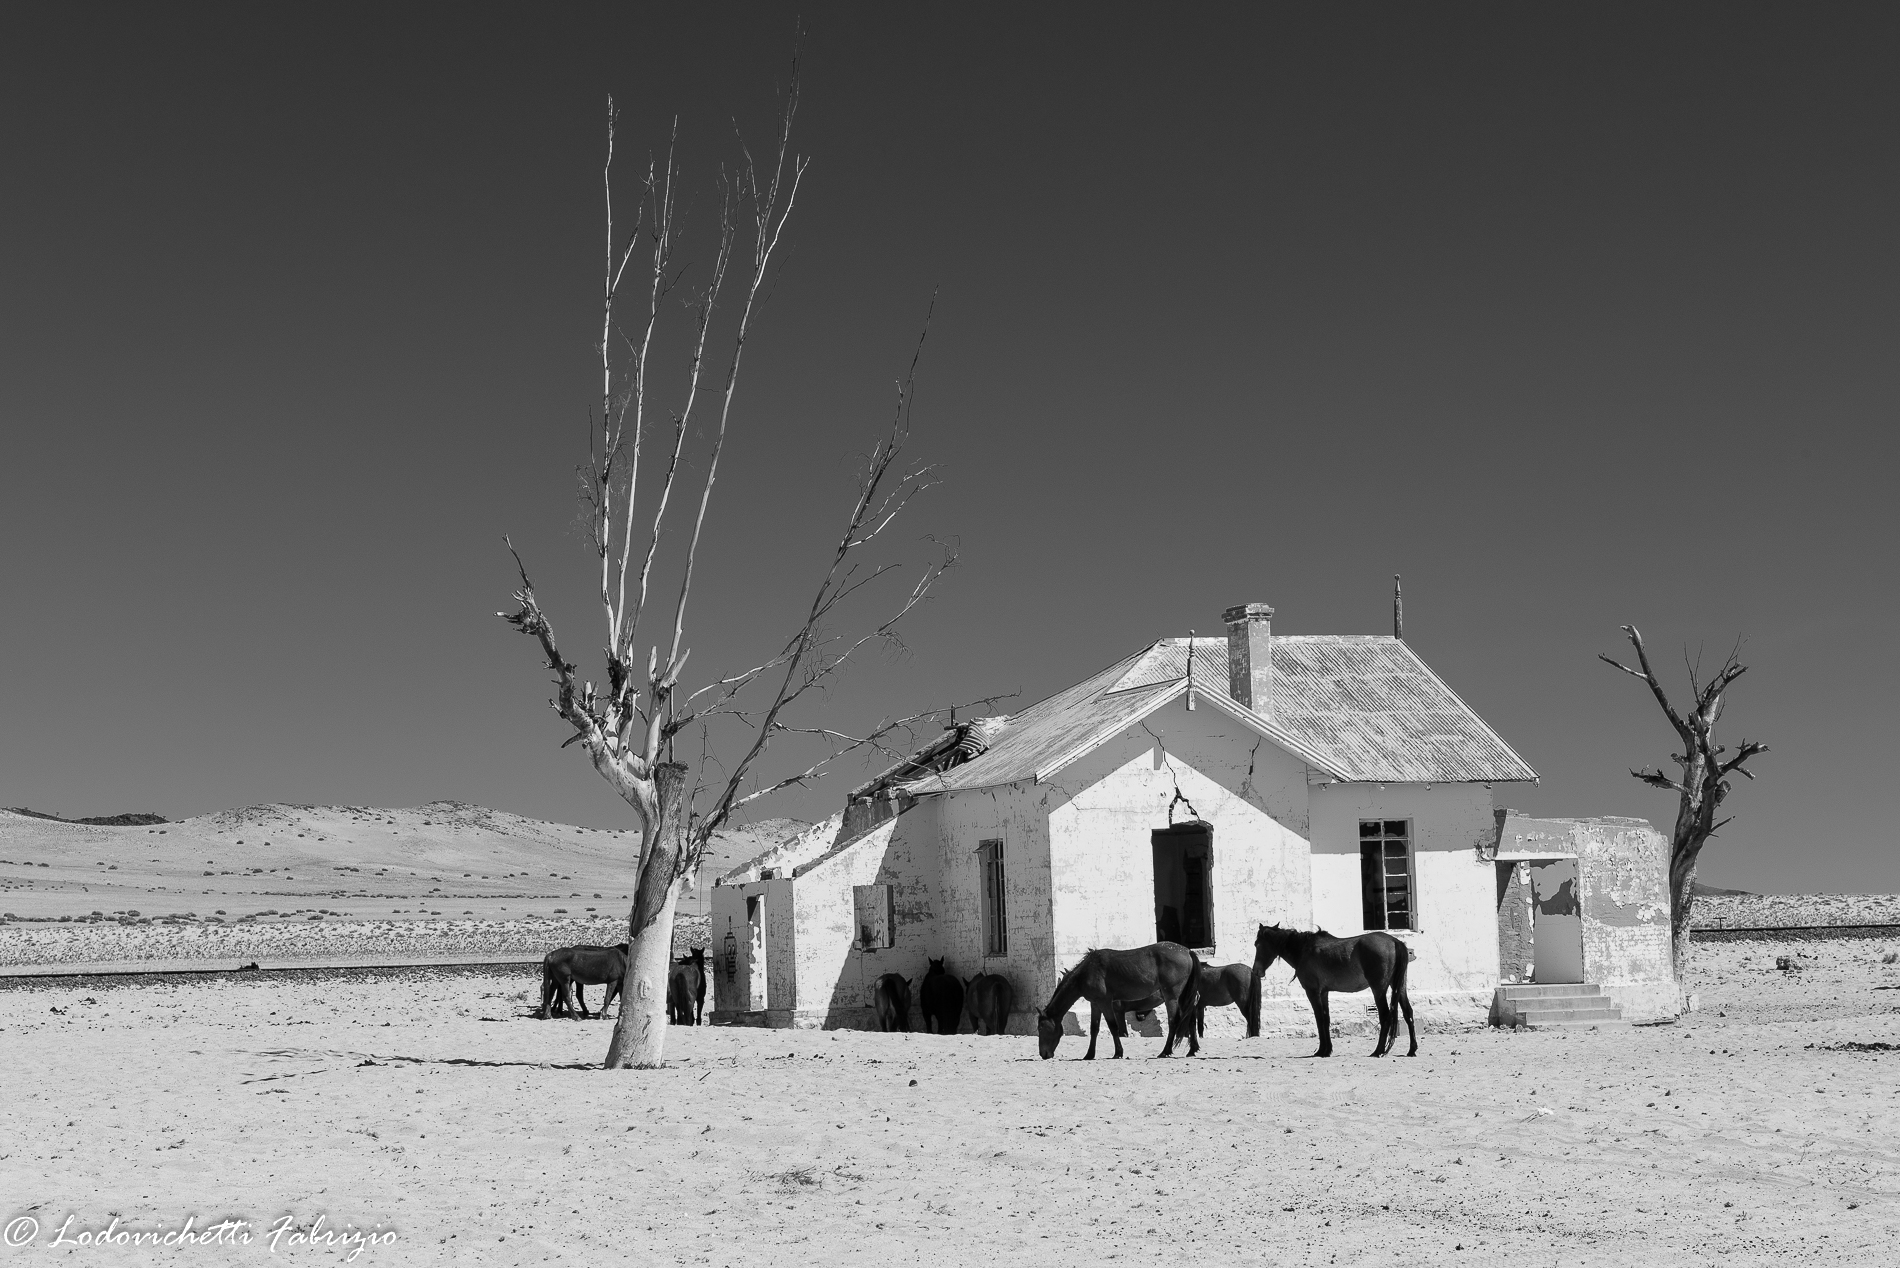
top-left (893, 634), bottom-right (1537, 795)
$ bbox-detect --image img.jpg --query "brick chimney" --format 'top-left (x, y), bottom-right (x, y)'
top-left (1222, 603), bottom-right (1274, 717)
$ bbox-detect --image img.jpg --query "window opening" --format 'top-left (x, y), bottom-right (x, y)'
top-left (1151, 821), bottom-right (1215, 949)
top-left (1359, 819), bottom-right (1414, 931)
top-left (853, 883), bottom-right (895, 949)
top-left (978, 840), bottom-right (1007, 956)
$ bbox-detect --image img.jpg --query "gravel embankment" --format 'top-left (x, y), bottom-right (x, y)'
top-left (1693, 893), bottom-right (1900, 929)
top-left (0, 913), bottom-right (711, 973)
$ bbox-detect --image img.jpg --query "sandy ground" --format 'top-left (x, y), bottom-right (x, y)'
top-left (4, 938), bottom-right (1897, 1267)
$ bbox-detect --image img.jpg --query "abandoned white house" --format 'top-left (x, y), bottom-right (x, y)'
top-left (707, 603), bottom-right (1677, 1032)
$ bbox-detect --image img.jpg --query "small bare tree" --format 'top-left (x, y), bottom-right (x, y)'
top-left (1600, 626), bottom-right (1767, 988)
top-left (501, 71), bottom-right (952, 1068)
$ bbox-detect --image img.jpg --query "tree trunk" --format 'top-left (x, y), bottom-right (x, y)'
top-left (604, 762), bottom-right (688, 1069)
top-left (1668, 843), bottom-right (1699, 1002)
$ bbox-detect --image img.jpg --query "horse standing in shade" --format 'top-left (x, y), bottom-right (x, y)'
top-left (538, 943), bottom-right (629, 1019)
top-left (1186, 961), bottom-right (1263, 1038)
top-left (1035, 943), bottom-right (1201, 1059)
top-left (965, 973), bottom-right (1015, 1036)
top-left (1253, 923), bottom-right (1415, 1057)
top-left (667, 947), bottom-right (708, 1025)
top-left (917, 958), bottom-right (964, 1034)
top-left (873, 973), bottom-right (912, 1032)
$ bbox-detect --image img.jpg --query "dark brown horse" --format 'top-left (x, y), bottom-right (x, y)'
top-left (1253, 924), bottom-right (1415, 1057)
top-left (1035, 943), bottom-right (1201, 1059)
top-left (873, 972), bottom-right (911, 1032)
top-left (918, 958), bottom-right (963, 1034)
top-left (538, 943), bottom-right (628, 1019)
top-left (965, 972), bottom-right (1015, 1036)
top-left (667, 948), bottom-right (708, 1025)
top-left (1187, 962), bottom-right (1263, 1038)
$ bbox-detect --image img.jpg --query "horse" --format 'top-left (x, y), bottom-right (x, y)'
top-left (667, 947), bottom-right (708, 1026)
top-left (965, 972), bottom-right (1015, 1036)
top-left (1253, 923), bottom-right (1415, 1057)
top-left (873, 973), bottom-right (912, 1032)
top-left (1186, 962), bottom-right (1263, 1038)
top-left (1035, 943), bottom-right (1201, 1059)
top-left (538, 943), bottom-right (628, 1020)
top-left (918, 958), bottom-right (964, 1034)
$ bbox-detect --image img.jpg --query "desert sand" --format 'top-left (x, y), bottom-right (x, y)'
top-left (7, 806), bottom-right (1897, 1263)
top-left (4, 936), bottom-right (1897, 1267)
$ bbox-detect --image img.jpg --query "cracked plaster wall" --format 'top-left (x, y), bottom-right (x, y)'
top-left (1043, 702), bottom-right (1314, 1003)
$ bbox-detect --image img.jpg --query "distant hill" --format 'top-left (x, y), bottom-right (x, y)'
top-left (0, 801), bottom-right (808, 922)
top-left (1692, 881), bottom-right (1755, 898)
top-left (7, 807), bottom-right (170, 827)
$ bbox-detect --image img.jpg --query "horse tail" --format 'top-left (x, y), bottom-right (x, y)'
top-left (1172, 950), bottom-right (1202, 1049)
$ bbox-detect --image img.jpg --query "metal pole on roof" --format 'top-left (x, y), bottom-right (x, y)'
top-left (1185, 630), bottom-right (1196, 710)
top-left (1393, 575), bottom-right (1404, 640)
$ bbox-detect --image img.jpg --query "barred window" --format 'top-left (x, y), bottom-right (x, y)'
top-left (978, 839), bottom-right (1007, 956)
top-left (1359, 819), bottom-right (1414, 931)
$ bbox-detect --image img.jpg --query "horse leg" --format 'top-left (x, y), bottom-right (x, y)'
top-left (1370, 983), bottom-right (1393, 1057)
top-left (1159, 999), bottom-right (1178, 1058)
top-left (1107, 1004), bottom-right (1127, 1059)
top-left (604, 978), bottom-right (621, 1019)
top-left (1306, 985), bottom-right (1333, 1057)
top-left (1398, 982), bottom-right (1417, 1056)
top-left (1084, 1004), bottom-right (1101, 1060)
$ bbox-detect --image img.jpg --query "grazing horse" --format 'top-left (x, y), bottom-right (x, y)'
top-left (1035, 943), bottom-right (1201, 1060)
top-left (538, 943), bottom-right (628, 1020)
top-left (873, 973), bottom-right (912, 1032)
top-left (1187, 962), bottom-right (1263, 1038)
top-left (918, 958), bottom-right (964, 1034)
top-left (1253, 923), bottom-right (1415, 1057)
top-left (965, 972), bottom-right (1015, 1036)
top-left (667, 948), bottom-right (708, 1026)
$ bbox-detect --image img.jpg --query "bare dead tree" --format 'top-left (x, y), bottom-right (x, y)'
top-left (1600, 626), bottom-right (1767, 989)
top-left (500, 66), bottom-right (955, 1068)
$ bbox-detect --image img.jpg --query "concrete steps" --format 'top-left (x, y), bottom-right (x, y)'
top-left (1490, 982), bottom-right (1629, 1030)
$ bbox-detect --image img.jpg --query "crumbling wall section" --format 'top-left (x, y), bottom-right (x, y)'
top-left (1496, 861), bottom-right (1533, 983)
top-left (1496, 812), bottom-right (1676, 1020)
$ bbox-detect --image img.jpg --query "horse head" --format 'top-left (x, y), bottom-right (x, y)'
top-left (926, 957), bottom-right (947, 976)
top-left (1253, 923), bottom-right (1292, 976)
top-left (1035, 1009), bottom-right (1063, 1059)
top-left (689, 946), bottom-right (706, 965)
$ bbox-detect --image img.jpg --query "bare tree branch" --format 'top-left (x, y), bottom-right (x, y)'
top-left (1602, 624), bottom-right (1766, 999)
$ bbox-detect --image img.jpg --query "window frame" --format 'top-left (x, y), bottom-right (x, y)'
top-left (978, 838), bottom-right (1008, 956)
top-left (1358, 818), bottom-right (1417, 932)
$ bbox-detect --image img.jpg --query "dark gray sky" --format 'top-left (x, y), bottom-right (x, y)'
top-left (3, 4), bottom-right (1895, 892)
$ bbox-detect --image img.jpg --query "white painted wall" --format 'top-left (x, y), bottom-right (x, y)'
top-left (1308, 781), bottom-right (1500, 995)
top-left (1042, 700), bottom-right (1316, 1009)
top-left (925, 781), bottom-right (1052, 1033)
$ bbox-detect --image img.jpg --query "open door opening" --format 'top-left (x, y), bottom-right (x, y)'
top-left (746, 894), bottom-right (768, 1011)
top-left (1527, 858), bottom-right (1583, 984)
top-left (1151, 821), bottom-right (1214, 950)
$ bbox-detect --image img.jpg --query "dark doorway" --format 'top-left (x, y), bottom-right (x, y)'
top-left (1152, 821), bottom-right (1214, 949)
